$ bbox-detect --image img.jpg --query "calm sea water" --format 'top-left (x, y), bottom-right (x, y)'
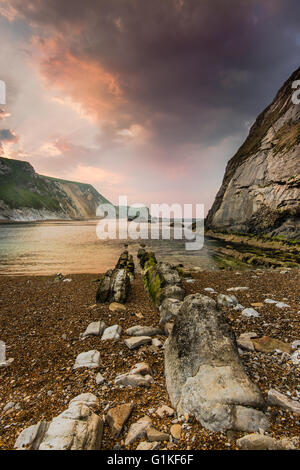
top-left (0, 220), bottom-right (222, 275)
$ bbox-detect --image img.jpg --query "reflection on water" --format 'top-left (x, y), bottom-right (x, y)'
top-left (0, 220), bottom-right (220, 275)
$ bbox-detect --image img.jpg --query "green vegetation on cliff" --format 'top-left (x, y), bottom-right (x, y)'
top-left (0, 157), bottom-right (112, 220)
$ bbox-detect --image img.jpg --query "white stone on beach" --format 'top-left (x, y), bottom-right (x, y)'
top-left (96, 373), bottom-right (105, 385)
top-left (217, 294), bottom-right (238, 307)
top-left (125, 325), bottom-right (162, 336)
top-left (82, 321), bottom-right (106, 338)
top-left (264, 299), bottom-right (277, 304)
top-left (242, 308), bottom-right (260, 318)
top-left (15, 394), bottom-right (103, 450)
top-left (101, 325), bottom-right (122, 341)
top-left (73, 350), bottom-right (100, 369)
top-left (124, 336), bottom-right (152, 349)
top-left (275, 302), bottom-right (290, 309)
top-left (267, 389), bottom-right (300, 415)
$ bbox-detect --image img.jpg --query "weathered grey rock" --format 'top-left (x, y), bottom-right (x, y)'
top-left (125, 325), bottom-right (163, 337)
top-left (264, 299), bottom-right (277, 304)
top-left (204, 288), bottom-right (216, 293)
top-left (206, 67), bottom-right (300, 239)
top-left (143, 258), bottom-right (185, 306)
top-left (159, 298), bottom-right (183, 325)
top-left (15, 394), bottom-right (103, 450)
top-left (95, 373), bottom-right (105, 385)
top-left (110, 268), bottom-right (131, 304)
top-left (69, 393), bottom-right (99, 408)
top-left (233, 406), bottom-right (269, 432)
top-left (96, 251), bottom-right (134, 303)
top-left (96, 270), bottom-right (113, 303)
top-left (106, 403), bottom-right (134, 437)
top-left (82, 321), bottom-right (106, 338)
top-left (115, 363), bottom-right (154, 387)
top-left (101, 325), bottom-right (122, 341)
top-left (15, 421), bottom-right (50, 450)
top-left (159, 285), bottom-right (185, 303)
top-left (165, 294), bottom-right (268, 432)
top-left (237, 433), bottom-right (300, 450)
top-left (73, 350), bottom-right (100, 370)
top-left (217, 294), bottom-right (238, 307)
top-left (291, 340), bottom-right (300, 350)
top-left (115, 373), bottom-right (154, 387)
top-left (234, 304), bottom-right (245, 311)
top-left (124, 336), bottom-right (152, 350)
top-left (156, 262), bottom-right (182, 286)
top-left (125, 416), bottom-right (152, 446)
top-left (268, 389), bottom-right (300, 415)
top-left (242, 308), bottom-right (260, 318)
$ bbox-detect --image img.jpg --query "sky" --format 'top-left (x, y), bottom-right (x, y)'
top-left (0, 0), bottom-right (299, 213)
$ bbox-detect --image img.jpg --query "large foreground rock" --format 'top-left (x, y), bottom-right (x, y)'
top-left (165, 294), bottom-right (268, 432)
top-left (15, 393), bottom-right (103, 450)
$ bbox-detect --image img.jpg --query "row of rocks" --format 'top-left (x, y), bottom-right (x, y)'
top-left (138, 250), bottom-right (185, 328)
top-left (138, 254), bottom-right (271, 434)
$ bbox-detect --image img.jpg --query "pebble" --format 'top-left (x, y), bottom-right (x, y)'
top-left (170, 424), bottom-right (182, 440)
top-left (96, 372), bottom-right (105, 385)
top-left (101, 325), bottom-right (122, 341)
top-left (124, 336), bottom-right (152, 350)
top-left (241, 308), bottom-right (260, 318)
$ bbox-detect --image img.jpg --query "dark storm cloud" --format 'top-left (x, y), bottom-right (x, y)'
top-left (5, 0), bottom-right (299, 154)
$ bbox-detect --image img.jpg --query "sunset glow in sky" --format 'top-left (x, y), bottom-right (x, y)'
top-left (0, 0), bottom-right (299, 212)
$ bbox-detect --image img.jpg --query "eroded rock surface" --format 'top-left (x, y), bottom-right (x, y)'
top-left (15, 393), bottom-right (103, 450)
top-left (165, 294), bottom-right (269, 432)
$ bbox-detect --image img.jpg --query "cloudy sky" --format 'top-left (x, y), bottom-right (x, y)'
top-left (0, 0), bottom-right (299, 213)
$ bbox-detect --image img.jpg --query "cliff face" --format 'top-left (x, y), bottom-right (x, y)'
top-left (0, 157), bottom-right (112, 221)
top-left (206, 67), bottom-right (300, 239)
